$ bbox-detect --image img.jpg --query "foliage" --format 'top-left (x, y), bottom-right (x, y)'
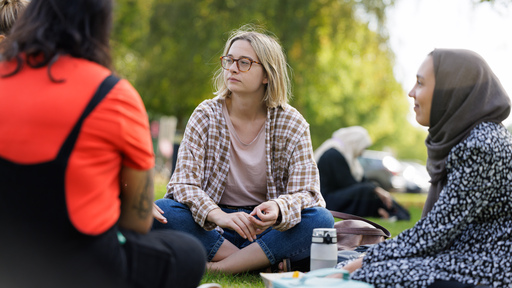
top-left (111, 0), bottom-right (428, 161)
top-left (112, 0), bottom-right (155, 83)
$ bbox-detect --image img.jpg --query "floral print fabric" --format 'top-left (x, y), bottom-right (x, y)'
top-left (351, 122), bottom-right (512, 288)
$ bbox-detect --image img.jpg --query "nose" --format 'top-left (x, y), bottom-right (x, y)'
top-left (408, 87), bottom-right (415, 98)
top-left (229, 61), bottom-right (239, 73)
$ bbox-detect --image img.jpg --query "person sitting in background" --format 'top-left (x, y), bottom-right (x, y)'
top-left (343, 49), bottom-right (512, 288)
top-left (0, 0), bottom-right (27, 43)
top-left (0, 0), bottom-right (205, 287)
top-left (152, 26), bottom-right (333, 274)
top-left (314, 126), bottom-right (409, 220)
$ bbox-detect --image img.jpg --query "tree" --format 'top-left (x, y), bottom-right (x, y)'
top-left (111, 0), bottom-right (428, 161)
top-left (111, 0), bottom-right (155, 83)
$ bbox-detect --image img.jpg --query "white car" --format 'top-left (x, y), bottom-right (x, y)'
top-left (358, 150), bottom-right (406, 192)
top-left (400, 161), bottom-right (430, 193)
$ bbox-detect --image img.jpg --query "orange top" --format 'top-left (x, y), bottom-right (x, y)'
top-left (0, 56), bottom-right (154, 235)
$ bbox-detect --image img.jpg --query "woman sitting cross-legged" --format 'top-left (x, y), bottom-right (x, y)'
top-left (152, 26), bottom-right (333, 274)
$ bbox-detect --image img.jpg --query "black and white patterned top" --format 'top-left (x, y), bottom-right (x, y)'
top-left (351, 122), bottom-right (512, 288)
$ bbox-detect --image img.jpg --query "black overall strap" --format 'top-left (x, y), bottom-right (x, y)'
top-left (57, 74), bottom-right (120, 160)
top-left (0, 74), bottom-right (126, 288)
top-left (0, 74), bottom-right (120, 228)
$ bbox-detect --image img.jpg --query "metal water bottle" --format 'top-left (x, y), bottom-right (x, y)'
top-left (310, 228), bottom-right (337, 271)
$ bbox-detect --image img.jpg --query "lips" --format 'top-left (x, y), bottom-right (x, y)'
top-left (228, 77), bottom-right (240, 82)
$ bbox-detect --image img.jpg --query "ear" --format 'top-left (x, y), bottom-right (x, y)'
top-left (0, 35), bottom-right (5, 43)
top-left (262, 73), bottom-right (268, 85)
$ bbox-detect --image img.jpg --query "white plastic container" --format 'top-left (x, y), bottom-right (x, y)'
top-left (310, 228), bottom-right (337, 271)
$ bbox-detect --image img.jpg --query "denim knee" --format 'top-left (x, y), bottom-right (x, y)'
top-left (256, 206), bottom-right (334, 264)
top-left (152, 198), bottom-right (192, 230)
top-left (302, 206), bottom-right (335, 228)
top-left (151, 198), bottom-right (224, 261)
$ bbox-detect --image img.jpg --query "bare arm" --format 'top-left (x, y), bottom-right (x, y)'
top-left (118, 166), bottom-right (154, 234)
top-left (343, 257), bottom-right (363, 273)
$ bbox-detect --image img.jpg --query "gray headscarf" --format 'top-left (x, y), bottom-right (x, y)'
top-left (422, 48), bottom-right (511, 217)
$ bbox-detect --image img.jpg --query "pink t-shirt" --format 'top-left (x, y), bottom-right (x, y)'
top-left (219, 102), bottom-right (267, 206)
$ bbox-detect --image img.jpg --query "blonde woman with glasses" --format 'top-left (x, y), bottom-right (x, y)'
top-left (153, 26), bottom-right (333, 274)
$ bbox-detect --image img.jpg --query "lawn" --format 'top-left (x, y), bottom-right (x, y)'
top-left (153, 176), bottom-right (427, 288)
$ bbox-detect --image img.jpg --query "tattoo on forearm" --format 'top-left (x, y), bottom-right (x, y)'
top-left (132, 173), bottom-right (152, 219)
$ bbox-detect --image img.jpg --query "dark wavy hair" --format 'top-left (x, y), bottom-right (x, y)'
top-left (1, 0), bottom-right (113, 81)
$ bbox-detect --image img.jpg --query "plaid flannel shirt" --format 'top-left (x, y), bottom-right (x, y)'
top-left (165, 97), bottom-right (325, 231)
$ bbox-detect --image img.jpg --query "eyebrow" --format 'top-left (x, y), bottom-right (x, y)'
top-left (226, 53), bottom-right (254, 60)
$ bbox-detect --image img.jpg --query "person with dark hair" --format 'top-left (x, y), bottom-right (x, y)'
top-left (152, 26), bottom-right (333, 274)
top-left (340, 49), bottom-right (512, 288)
top-left (0, 0), bottom-right (28, 43)
top-left (0, 1), bottom-right (206, 287)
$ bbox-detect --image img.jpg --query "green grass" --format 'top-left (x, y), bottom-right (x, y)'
top-left (366, 192), bottom-right (426, 237)
top-left (154, 174), bottom-right (168, 200)
top-left (201, 272), bottom-right (265, 288)
top-left (153, 177), bottom-right (427, 288)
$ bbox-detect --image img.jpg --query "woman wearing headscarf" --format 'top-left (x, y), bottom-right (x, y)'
top-left (314, 126), bottom-right (408, 220)
top-left (342, 49), bottom-right (512, 288)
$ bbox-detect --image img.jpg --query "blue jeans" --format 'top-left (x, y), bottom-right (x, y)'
top-left (152, 198), bottom-right (334, 265)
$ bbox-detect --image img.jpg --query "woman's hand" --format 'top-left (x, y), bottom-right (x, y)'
top-left (249, 201), bottom-right (280, 234)
top-left (327, 258), bottom-right (363, 279)
top-left (342, 257), bottom-right (363, 273)
top-left (375, 186), bottom-right (393, 209)
top-left (152, 203), bottom-right (167, 224)
top-left (207, 208), bottom-right (258, 242)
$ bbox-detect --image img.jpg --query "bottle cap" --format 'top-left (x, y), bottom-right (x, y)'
top-left (311, 228), bottom-right (337, 244)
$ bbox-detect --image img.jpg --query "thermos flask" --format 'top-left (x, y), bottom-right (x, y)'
top-left (310, 228), bottom-right (337, 271)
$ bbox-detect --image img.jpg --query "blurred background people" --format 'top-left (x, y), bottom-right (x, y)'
top-left (0, 0), bottom-right (205, 287)
top-left (315, 126), bottom-right (409, 220)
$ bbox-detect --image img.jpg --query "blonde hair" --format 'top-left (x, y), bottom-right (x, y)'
top-left (213, 25), bottom-right (291, 108)
top-left (0, 0), bottom-right (28, 35)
